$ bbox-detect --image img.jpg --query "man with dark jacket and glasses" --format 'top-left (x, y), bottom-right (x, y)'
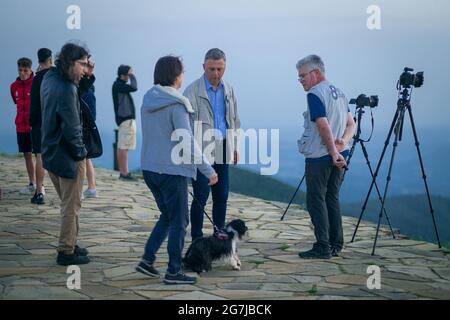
top-left (41, 42), bottom-right (96, 266)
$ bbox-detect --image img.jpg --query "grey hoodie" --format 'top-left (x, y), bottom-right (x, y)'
top-left (141, 85), bottom-right (215, 180)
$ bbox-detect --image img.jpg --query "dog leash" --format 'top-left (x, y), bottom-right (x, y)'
top-left (188, 190), bottom-right (229, 240)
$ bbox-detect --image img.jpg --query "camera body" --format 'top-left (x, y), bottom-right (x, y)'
top-left (399, 67), bottom-right (424, 88)
top-left (349, 94), bottom-right (379, 108)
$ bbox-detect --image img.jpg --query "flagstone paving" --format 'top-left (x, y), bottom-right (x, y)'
top-left (0, 155), bottom-right (449, 300)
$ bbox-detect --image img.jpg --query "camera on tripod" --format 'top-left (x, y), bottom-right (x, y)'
top-left (349, 94), bottom-right (379, 108)
top-left (352, 66), bottom-right (442, 255)
top-left (399, 67), bottom-right (424, 88)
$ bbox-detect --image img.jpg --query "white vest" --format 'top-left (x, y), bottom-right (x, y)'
top-left (298, 80), bottom-right (349, 159)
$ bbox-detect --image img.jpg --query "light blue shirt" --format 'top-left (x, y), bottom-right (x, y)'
top-left (204, 74), bottom-right (227, 139)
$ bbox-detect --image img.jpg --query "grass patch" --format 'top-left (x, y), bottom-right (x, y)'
top-left (119, 204), bottom-right (134, 209)
top-left (408, 234), bottom-right (427, 242)
top-left (229, 166), bottom-right (306, 207)
top-left (130, 169), bottom-right (144, 179)
top-left (0, 151), bottom-right (22, 158)
top-left (280, 243), bottom-right (290, 251)
top-left (307, 284), bottom-right (317, 295)
top-left (247, 260), bottom-right (266, 266)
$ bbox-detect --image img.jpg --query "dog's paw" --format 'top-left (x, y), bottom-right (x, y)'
top-left (232, 265), bottom-right (241, 271)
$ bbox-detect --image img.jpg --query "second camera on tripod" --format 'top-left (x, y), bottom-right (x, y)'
top-left (349, 94), bottom-right (379, 109)
top-left (399, 67), bottom-right (424, 88)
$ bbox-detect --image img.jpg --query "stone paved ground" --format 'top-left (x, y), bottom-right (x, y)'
top-left (1, 155), bottom-right (449, 300)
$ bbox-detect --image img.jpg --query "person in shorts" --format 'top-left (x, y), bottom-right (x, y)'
top-left (112, 64), bottom-right (138, 181)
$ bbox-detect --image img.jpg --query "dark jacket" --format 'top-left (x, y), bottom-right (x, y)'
top-left (79, 75), bottom-right (102, 159)
top-left (29, 68), bottom-right (50, 128)
top-left (112, 74), bottom-right (137, 126)
top-left (41, 67), bottom-right (87, 179)
top-left (80, 98), bottom-right (102, 159)
top-left (82, 85), bottom-right (96, 120)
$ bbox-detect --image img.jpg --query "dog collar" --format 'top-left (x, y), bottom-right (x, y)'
top-left (213, 227), bottom-right (229, 240)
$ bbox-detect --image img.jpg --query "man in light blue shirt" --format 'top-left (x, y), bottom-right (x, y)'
top-left (204, 75), bottom-right (227, 139)
top-left (184, 48), bottom-right (241, 241)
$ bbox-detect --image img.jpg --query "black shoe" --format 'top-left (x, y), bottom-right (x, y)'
top-left (164, 271), bottom-right (197, 285)
top-left (136, 261), bottom-right (160, 278)
top-left (74, 245), bottom-right (89, 256)
top-left (298, 248), bottom-right (331, 260)
top-left (119, 173), bottom-right (137, 181)
top-left (36, 193), bottom-right (45, 205)
top-left (56, 252), bottom-right (90, 266)
top-left (30, 192), bottom-right (38, 204)
top-left (31, 192), bottom-right (45, 205)
top-left (331, 248), bottom-right (341, 257)
top-left (35, 193), bottom-right (45, 205)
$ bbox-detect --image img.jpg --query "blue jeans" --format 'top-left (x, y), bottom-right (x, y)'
top-left (190, 161), bottom-right (229, 240)
top-left (142, 171), bottom-right (189, 274)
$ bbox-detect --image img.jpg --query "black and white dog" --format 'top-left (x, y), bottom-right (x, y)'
top-left (183, 219), bottom-right (248, 274)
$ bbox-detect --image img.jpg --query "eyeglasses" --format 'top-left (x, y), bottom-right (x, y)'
top-left (298, 69), bottom-right (315, 82)
top-left (76, 60), bottom-right (89, 69)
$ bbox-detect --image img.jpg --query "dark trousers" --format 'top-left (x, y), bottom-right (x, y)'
top-left (305, 160), bottom-right (344, 253)
top-left (142, 171), bottom-right (189, 274)
top-left (190, 141), bottom-right (229, 240)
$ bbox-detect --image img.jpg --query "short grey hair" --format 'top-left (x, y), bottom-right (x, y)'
top-left (296, 54), bottom-right (325, 74)
top-left (204, 48), bottom-right (226, 63)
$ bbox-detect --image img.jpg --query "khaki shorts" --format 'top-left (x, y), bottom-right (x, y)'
top-left (118, 119), bottom-right (136, 150)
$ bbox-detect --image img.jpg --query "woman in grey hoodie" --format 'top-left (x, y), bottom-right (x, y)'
top-left (136, 56), bottom-right (218, 285)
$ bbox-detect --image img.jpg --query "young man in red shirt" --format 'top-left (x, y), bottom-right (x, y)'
top-left (10, 57), bottom-right (35, 194)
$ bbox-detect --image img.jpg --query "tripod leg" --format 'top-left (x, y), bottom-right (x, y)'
top-left (343, 108), bottom-right (363, 182)
top-left (351, 109), bottom-right (400, 242)
top-left (360, 141), bottom-right (396, 239)
top-left (407, 105), bottom-right (442, 247)
top-left (281, 174), bottom-right (305, 221)
top-left (342, 136), bottom-right (358, 182)
top-left (372, 107), bottom-right (406, 255)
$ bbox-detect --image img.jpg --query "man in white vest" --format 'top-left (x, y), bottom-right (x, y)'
top-left (296, 55), bottom-right (355, 259)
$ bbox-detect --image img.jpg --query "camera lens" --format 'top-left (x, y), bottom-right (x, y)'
top-left (414, 72), bottom-right (424, 87)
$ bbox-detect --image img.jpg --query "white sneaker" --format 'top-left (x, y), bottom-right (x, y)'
top-left (20, 183), bottom-right (35, 195)
top-left (83, 188), bottom-right (98, 198)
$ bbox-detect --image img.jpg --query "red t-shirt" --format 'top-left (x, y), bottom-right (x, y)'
top-left (10, 74), bottom-right (34, 133)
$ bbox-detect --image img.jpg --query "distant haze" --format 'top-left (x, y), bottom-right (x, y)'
top-left (1, 0), bottom-right (450, 136)
top-left (1, 1), bottom-right (450, 193)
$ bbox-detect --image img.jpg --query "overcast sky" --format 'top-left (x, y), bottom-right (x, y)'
top-left (1, 0), bottom-right (450, 139)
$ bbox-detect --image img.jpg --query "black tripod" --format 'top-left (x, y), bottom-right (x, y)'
top-left (280, 174), bottom-right (305, 221)
top-left (345, 105), bottom-right (396, 239)
top-left (351, 79), bottom-right (441, 255)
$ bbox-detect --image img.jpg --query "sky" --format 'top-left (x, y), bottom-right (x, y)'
top-left (1, 0), bottom-right (450, 146)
